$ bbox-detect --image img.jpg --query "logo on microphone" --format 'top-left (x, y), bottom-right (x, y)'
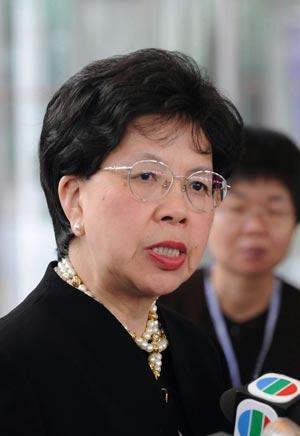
top-left (248, 373), bottom-right (300, 404)
top-left (234, 399), bottom-right (278, 436)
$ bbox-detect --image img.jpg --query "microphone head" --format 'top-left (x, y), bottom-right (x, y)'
top-left (248, 374), bottom-right (300, 405)
top-left (220, 373), bottom-right (300, 426)
top-left (263, 418), bottom-right (300, 435)
top-left (220, 387), bottom-right (238, 423)
top-left (234, 399), bottom-right (278, 435)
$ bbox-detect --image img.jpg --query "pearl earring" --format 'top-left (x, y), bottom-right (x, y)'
top-left (72, 223), bottom-right (82, 234)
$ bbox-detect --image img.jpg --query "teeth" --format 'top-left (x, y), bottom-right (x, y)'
top-left (152, 247), bottom-right (181, 257)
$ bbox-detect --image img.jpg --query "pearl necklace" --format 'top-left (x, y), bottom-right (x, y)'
top-left (55, 257), bottom-right (168, 379)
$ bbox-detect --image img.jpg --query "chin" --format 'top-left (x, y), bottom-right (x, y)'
top-left (141, 270), bottom-right (190, 298)
top-left (234, 264), bottom-right (274, 277)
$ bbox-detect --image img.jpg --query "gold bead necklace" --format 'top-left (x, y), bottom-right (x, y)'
top-left (55, 257), bottom-right (168, 379)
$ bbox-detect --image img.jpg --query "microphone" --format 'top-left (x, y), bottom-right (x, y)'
top-left (220, 373), bottom-right (300, 435)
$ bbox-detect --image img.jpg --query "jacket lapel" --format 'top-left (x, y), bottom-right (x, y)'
top-left (38, 264), bottom-right (167, 433)
top-left (159, 307), bottom-right (200, 434)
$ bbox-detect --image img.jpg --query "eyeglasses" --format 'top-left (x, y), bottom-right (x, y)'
top-left (220, 204), bottom-right (295, 224)
top-left (102, 160), bottom-right (230, 212)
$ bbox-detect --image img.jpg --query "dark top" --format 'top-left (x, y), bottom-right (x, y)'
top-left (0, 262), bottom-right (229, 436)
top-left (135, 346), bottom-right (189, 434)
top-left (223, 311), bottom-right (267, 384)
top-left (157, 348), bottom-right (189, 433)
top-left (161, 268), bottom-right (300, 385)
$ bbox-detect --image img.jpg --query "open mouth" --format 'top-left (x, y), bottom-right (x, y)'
top-left (151, 247), bottom-right (181, 257)
top-left (146, 241), bottom-right (187, 270)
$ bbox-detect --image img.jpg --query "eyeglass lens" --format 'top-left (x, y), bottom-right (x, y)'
top-left (129, 161), bottom-right (226, 211)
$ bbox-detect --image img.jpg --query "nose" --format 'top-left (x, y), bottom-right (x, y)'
top-left (242, 209), bottom-right (268, 233)
top-left (153, 179), bottom-right (188, 225)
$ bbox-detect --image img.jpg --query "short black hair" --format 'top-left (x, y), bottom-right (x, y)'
top-left (39, 48), bottom-right (243, 258)
top-left (229, 126), bottom-right (300, 222)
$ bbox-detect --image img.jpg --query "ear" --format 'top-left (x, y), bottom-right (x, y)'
top-left (58, 175), bottom-right (85, 236)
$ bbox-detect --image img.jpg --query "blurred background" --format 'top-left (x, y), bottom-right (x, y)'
top-left (0, 0), bottom-right (300, 316)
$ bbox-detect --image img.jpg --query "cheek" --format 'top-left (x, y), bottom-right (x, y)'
top-left (191, 214), bottom-right (214, 253)
top-left (184, 215), bottom-right (213, 273)
top-left (208, 218), bottom-right (236, 253)
top-left (90, 191), bottom-right (150, 252)
top-left (271, 228), bottom-right (294, 255)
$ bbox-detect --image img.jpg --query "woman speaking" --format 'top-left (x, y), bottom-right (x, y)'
top-left (0, 49), bottom-right (242, 435)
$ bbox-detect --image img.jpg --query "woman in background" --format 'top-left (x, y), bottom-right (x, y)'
top-left (0, 49), bottom-right (242, 435)
top-left (162, 127), bottom-right (300, 388)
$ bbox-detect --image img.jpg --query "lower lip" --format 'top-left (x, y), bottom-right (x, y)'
top-left (147, 250), bottom-right (186, 271)
top-left (239, 248), bottom-right (267, 260)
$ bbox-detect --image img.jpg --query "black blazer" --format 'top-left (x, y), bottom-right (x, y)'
top-left (161, 268), bottom-right (300, 383)
top-left (0, 263), bottom-right (229, 436)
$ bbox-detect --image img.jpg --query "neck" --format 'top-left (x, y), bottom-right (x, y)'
top-left (68, 247), bottom-right (155, 337)
top-left (210, 264), bottom-right (274, 322)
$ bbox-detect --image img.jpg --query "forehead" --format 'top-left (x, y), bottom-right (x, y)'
top-left (128, 115), bottom-right (211, 150)
top-left (104, 115), bottom-right (213, 169)
top-left (228, 178), bottom-right (293, 203)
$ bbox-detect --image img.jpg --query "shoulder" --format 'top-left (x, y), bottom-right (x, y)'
top-left (0, 288), bottom-right (49, 348)
top-left (280, 280), bottom-right (300, 313)
top-left (0, 263), bottom-right (68, 354)
top-left (276, 279), bottom-right (300, 323)
top-left (263, 280), bottom-right (300, 379)
top-left (271, 279), bottom-right (300, 343)
top-left (281, 280), bottom-right (300, 297)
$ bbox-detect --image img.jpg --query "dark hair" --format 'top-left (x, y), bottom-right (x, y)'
top-left (39, 48), bottom-right (243, 258)
top-left (229, 126), bottom-right (300, 222)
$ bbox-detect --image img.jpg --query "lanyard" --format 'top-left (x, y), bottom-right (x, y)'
top-left (204, 273), bottom-right (281, 387)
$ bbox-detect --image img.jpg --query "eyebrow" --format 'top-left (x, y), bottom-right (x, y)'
top-left (229, 191), bottom-right (249, 201)
top-left (230, 190), bottom-right (289, 203)
top-left (135, 152), bottom-right (212, 172)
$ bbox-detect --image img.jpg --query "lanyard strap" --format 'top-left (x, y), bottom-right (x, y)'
top-left (204, 273), bottom-right (281, 387)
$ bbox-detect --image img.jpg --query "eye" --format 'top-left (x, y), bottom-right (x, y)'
top-left (133, 171), bottom-right (158, 183)
top-left (140, 172), bottom-right (153, 181)
top-left (189, 179), bottom-right (209, 195)
top-left (192, 181), bottom-right (205, 191)
top-left (225, 203), bottom-right (246, 213)
top-left (268, 209), bottom-right (287, 216)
